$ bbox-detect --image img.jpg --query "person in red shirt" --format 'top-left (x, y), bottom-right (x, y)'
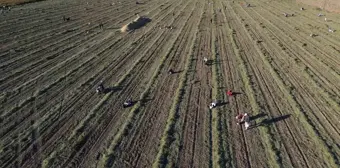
top-left (227, 90), bottom-right (233, 96)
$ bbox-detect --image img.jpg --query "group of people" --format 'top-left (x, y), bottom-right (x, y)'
top-left (208, 89), bottom-right (251, 130)
top-left (283, 7), bottom-right (334, 33)
top-left (96, 58), bottom-right (251, 128)
top-left (1, 5), bottom-right (11, 14)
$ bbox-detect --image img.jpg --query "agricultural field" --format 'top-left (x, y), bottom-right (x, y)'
top-left (1, 0), bottom-right (340, 167)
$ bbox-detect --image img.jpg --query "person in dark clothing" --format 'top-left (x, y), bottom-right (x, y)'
top-left (168, 69), bottom-right (174, 74)
top-left (123, 98), bottom-right (133, 108)
top-left (96, 81), bottom-right (105, 93)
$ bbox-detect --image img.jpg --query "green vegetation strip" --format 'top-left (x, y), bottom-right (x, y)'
top-left (151, 64), bottom-right (189, 167)
top-left (229, 31), bottom-right (280, 168)
top-left (210, 15), bottom-right (226, 168)
top-left (152, 37), bottom-right (193, 168)
top-left (152, 6), bottom-right (203, 168)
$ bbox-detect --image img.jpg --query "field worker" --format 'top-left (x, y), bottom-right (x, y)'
top-left (63, 16), bottom-right (70, 21)
top-left (235, 113), bottom-right (244, 125)
top-left (96, 86), bottom-right (103, 93)
top-left (99, 81), bottom-right (104, 88)
top-left (96, 81), bottom-right (105, 93)
top-left (209, 101), bottom-right (217, 109)
top-left (328, 27), bottom-right (334, 33)
top-left (227, 90), bottom-right (233, 96)
top-left (243, 113), bottom-right (251, 130)
top-left (168, 69), bottom-right (174, 74)
top-left (126, 98), bottom-right (132, 104)
top-left (203, 57), bottom-right (208, 63)
top-left (123, 98), bottom-right (133, 108)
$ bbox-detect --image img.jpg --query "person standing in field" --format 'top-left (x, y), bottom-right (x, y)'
top-left (203, 57), bottom-right (208, 64)
top-left (227, 90), bottom-right (233, 96)
top-left (209, 100), bottom-right (217, 109)
top-left (243, 113), bottom-right (250, 130)
top-left (168, 69), bottom-right (174, 74)
top-left (236, 112), bottom-right (251, 130)
top-left (236, 113), bottom-right (244, 125)
top-left (96, 80), bottom-right (105, 93)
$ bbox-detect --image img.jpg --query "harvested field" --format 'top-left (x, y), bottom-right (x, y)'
top-left (0, 0), bottom-right (43, 6)
top-left (1, 0), bottom-right (340, 167)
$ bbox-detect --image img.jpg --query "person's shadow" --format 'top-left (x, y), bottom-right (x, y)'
top-left (251, 114), bottom-right (291, 128)
top-left (216, 101), bottom-right (228, 107)
top-left (238, 113), bottom-right (267, 125)
top-left (230, 92), bottom-right (242, 96)
top-left (205, 60), bottom-right (214, 66)
top-left (103, 85), bottom-right (124, 93)
top-left (138, 98), bottom-right (154, 106)
top-left (169, 70), bottom-right (183, 74)
top-left (250, 113), bottom-right (267, 121)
